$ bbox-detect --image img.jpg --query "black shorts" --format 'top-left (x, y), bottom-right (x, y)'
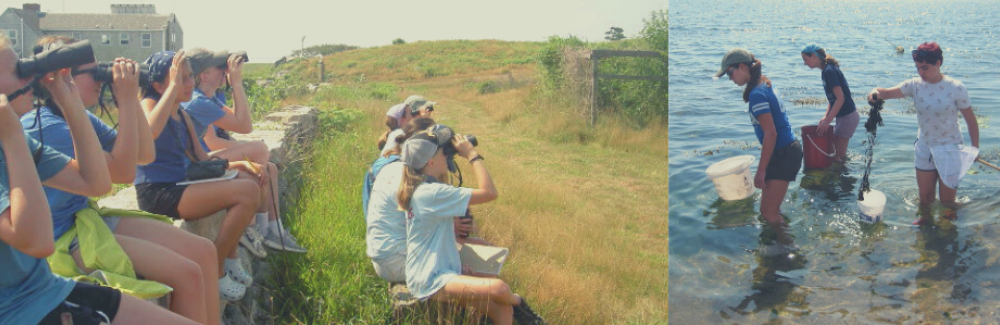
top-left (38, 282), bottom-right (122, 325)
top-left (136, 182), bottom-right (189, 219)
top-left (765, 140), bottom-right (803, 182)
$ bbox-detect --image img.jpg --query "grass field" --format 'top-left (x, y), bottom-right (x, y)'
top-left (265, 40), bottom-right (668, 324)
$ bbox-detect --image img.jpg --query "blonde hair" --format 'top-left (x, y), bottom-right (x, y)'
top-left (0, 34), bottom-right (10, 51)
top-left (396, 165), bottom-right (425, 211)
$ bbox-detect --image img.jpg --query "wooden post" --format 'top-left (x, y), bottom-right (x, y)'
top-left (318, 59), bottom-right (325, 82)
top-left (591, 55), bottom-right (598, 127)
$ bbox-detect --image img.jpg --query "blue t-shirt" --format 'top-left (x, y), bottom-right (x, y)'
top-left (822, 64), bottom-right (857, 117)
top-left (748, 84), bottom-right (796, 148)
top-left (135, 113), bottom-right (191, 184)
top-left (20, 107), bottom-right (118, 239)
top-left (182, 89), bottom-right (227, 140)
top-left (0, 136), bottom-right (76, 325)
top-left (405, 182), bottom-right (472, 300)
top-left (182, 89), bottom-right (227, 152)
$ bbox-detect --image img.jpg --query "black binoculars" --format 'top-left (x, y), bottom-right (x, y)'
top-left (89, 62), bottom-right (151, 87)
top-left (16, 40), bottom-right (95, 79)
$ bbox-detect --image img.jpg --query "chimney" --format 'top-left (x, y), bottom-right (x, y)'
top-left (21, 4), bottom-right (41, 31)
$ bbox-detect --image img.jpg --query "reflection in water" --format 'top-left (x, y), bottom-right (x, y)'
top-left (800, 164), bottom-right (857, 203)
top-left (731, 224), bottom-right (809, 316)
top-left (910, 217), bottom-right (975, 322)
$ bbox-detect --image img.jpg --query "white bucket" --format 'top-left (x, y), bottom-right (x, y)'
top-left (858, 189), bottom-right (886, 223)
top-left (706, 155), bottom-right (756, 201)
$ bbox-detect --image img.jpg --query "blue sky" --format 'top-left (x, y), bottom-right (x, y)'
top-left (21, 0), bottom-right (665, 61)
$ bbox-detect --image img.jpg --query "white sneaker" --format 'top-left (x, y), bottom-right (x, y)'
top-left (263, 227), bottom-right (307, 253)
top-left (218, 276), bottom-right (246, 301)
top-left (239, 227), bottom-right (268, 259)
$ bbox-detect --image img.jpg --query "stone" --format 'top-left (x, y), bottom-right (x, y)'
top-left (95, 106), bottom-right (322, 325)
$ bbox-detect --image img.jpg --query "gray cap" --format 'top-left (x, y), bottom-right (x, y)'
top-left (403, 95), bottom-right (436, 114)
top-left (400, 125), bottom-right (454, 170)
top-left (187, 48), bottom-right (230, 75)
top-left (714, 48), bottom-right (754, 78)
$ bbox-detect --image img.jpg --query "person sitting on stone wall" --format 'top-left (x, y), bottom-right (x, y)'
top-left (0, 33), bottom-right (201, 325)
top-left (182, 48), bottom-right (305, 255)
top-left (136, 50), bottom-right (263, 302)
top-left (20, 36), bottom-right (222, 324)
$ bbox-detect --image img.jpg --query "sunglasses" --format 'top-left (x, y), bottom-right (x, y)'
top-left (912, 49), bottom-right (937, 62)
top-left (424, 106), bottom-right (434, 112)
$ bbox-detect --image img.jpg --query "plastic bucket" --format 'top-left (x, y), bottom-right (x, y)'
top-left (857, 189), bottom-right (886, 223)
top-left (801, 125), bottom-right (834, 169)
top-left (706, 155), bottom-right (756, 201)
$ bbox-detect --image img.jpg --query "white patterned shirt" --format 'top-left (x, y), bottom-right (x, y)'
top-left (897, 76), bottom-right (971, 146)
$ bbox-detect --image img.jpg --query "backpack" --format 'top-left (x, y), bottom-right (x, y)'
top-left (362, 154), bottom-right (400, 221)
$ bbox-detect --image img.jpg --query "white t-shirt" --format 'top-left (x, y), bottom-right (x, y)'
top-left (365, 162), bottom-right (406, 261)
top-left (405, 182), bottom-right (472, 300)
top-left (897, 76), bottom-right (972, 146)
top-left (380, 128), bottom-right (405, 157)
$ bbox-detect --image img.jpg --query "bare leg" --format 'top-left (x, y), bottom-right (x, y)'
top-left (430, 275), bottom-right (519, 325)
top-left (209, 141), bottom-right (272, 216)
top-left (914, 169), bottom-right (940, 224)
top-left (114, 218), bottom-right (221, 325)
top-left (112, 291), bottom-right (201, 325)
top-left (72, 235), bottom-right (207, 324)
top-left (832, 136), bottom-right (850, 163)
top-left (759, 179), bottom-right (790, 226)
top-left (176, 178), bottom-right (260, 277)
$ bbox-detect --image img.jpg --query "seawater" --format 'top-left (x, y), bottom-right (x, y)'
top-left (669, 0), bottom-right (1000, 323)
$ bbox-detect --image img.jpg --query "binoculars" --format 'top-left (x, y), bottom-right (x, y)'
top-left (16, 40), bottom-right (95, 79)
top-left (91, 62), bottom-right (151, 87)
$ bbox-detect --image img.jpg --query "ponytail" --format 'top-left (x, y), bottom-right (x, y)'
top-left (397, 165), bottom-right (425, 211)
top-left (742, 57), bottom-right (771, 103)
top-left (814, 49), bottom-right (840, 69)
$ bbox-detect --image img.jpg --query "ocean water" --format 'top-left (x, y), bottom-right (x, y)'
top-left (668, 0), bottom-right (1000, 323)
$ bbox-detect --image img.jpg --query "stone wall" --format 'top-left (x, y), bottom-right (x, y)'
top-left (98, 106), bottom-right (319, 325)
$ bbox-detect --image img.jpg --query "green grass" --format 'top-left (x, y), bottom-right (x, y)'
top-left (268, 109), bottom-right (397, 324)
top-left (265, 36), bottom-right (668, 324)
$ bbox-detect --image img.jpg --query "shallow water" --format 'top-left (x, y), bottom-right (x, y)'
top-left (668, 0), bottom-right (1000, 323)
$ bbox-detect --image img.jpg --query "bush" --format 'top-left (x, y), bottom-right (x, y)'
top-left (535, 10), bottom-right (667, 127)
top-left (392, 38), bottom-right (406, 45)
top-left (291, 44), bottom-right (359, 58)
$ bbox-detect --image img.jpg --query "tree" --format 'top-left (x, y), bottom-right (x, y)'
top-left (392, 38), bottom-right (406, 45)
top-left (605, 27), bottom-right (625, 41)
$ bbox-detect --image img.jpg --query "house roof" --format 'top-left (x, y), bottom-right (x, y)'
top-left (39, 13), bottom-right (174, 31)
top-left (3, 8), bottom-right (43, 35)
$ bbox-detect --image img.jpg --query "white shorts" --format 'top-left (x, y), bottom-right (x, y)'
top-left (914, 139), bottom-right (937, 172)
top-left (372, 251), bottom-right (406, 283)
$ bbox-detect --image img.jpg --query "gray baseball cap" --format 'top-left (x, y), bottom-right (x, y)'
top-left (401, 125), bottom-right (454, 170)
top-left (714, 48), bottom-right (754, 78)
top-left (187, 48), bottom-right (230, 75)
top-left (403, 95), bottom-right (437, 114)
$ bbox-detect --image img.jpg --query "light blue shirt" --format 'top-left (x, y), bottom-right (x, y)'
top-left (405, 182), bottom-right (472, 300)
top-left (0, 136), bottom-right (76, 325)
top-left (366, 162), bottom-right (406, 261)
top-left (20, 107), bottom-right (118, 239)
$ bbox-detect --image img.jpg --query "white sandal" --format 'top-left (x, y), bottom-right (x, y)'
top-left (219, 276), bottom-right (246, 301)
top-left (226, 261), bottom-right (253, 287)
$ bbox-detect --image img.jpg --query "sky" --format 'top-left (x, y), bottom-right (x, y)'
top-left (19, 0), bottom-right (666, 62)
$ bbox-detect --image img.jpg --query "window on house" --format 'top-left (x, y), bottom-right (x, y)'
top-left (120, 33), bottom-right (129, 46)
top-left (171, 33), bottom-right (176, 43)
top-left (4, 30), bottom-right (16, 46)
top-left (72, 33), bottom-right (82, 40)
top-left (101, 34), bottom-right (110, 45)
top-left (142, 33), bottom-right (151, 48)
